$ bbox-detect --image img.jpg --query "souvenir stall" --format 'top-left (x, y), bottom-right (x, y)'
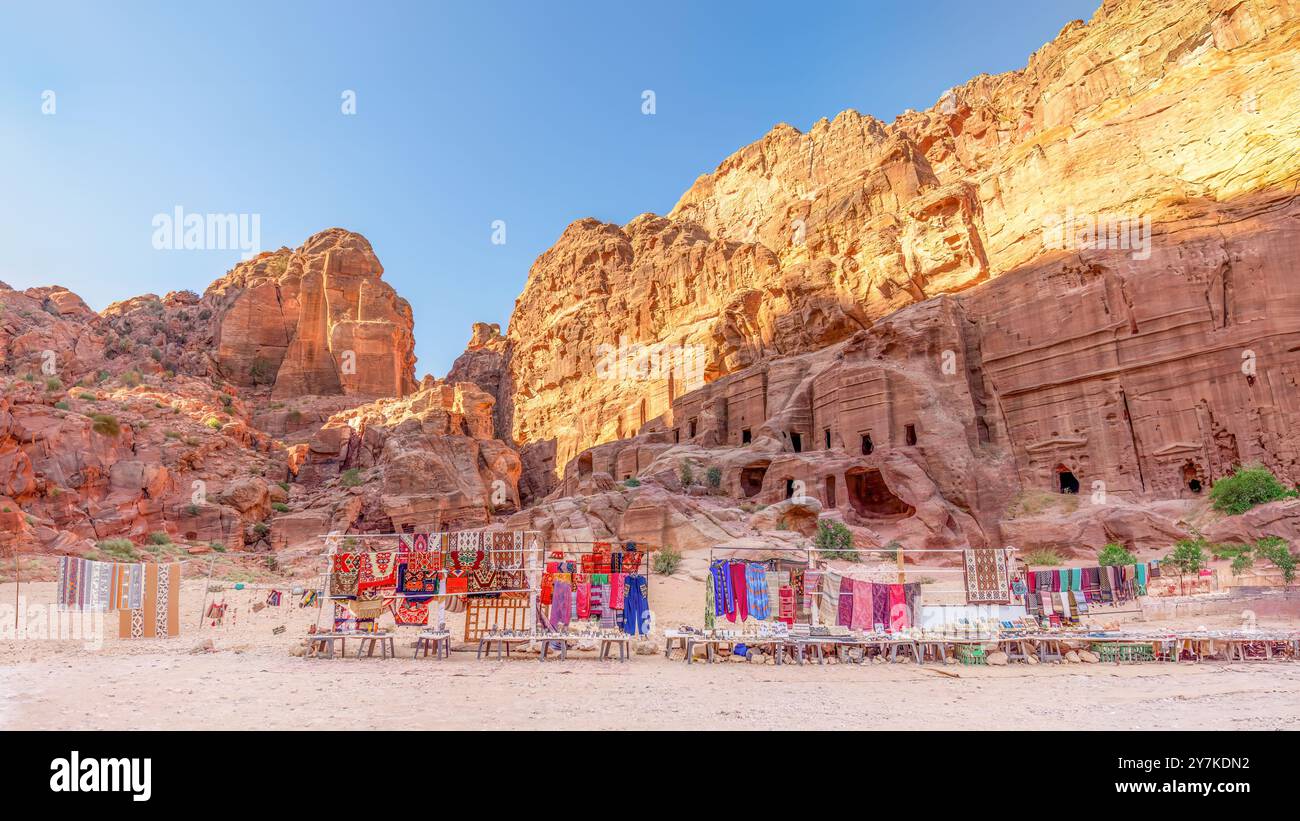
top-left (487, 539), bottom-right (655, 662)
top-left (308, 529), bottom-right (544, 659)
top-left (1019, 561), bottom-right (1154, 625)
top-left (54, 555), bottom-right (182, 639)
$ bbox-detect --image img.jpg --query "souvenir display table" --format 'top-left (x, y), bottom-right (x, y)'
top-left (415, 630), bottom-right (452, 659)
top-left (477, 633), bottom-right (538, 660)
top-left (598, 635), bottom-right (633, 662)
top-left (684, 634), bottom-right (791, 665)
top-left (306, 631), bottom-right (389, 659)
top-left (475, 629), bottom-right (636, 662)
top-left (355, 632), bottom-right (396, 659)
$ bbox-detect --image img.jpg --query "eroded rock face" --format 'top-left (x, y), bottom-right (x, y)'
top-left (207, 228), bottom-right (417, 399)
top-left (491, 0), bottom-right (1300, 500)
top-left (285, 377), bottom-right (522, 545)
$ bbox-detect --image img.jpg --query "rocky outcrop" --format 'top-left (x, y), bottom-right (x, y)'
top-left (491, 0), bottom-right (1300, 502)
top-left (207, 228), bottom-right (417, 399)
top-left (283, 377), bottom-right (522, 546)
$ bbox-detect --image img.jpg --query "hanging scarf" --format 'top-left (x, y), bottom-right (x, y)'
top-left (728, 561), bottom-right (748, 622)
top-left (837, 574), bottom-right (855, 627)
top-left (871, 582), bottom-right (889, 630)
top-left (747, 563), bottom-right (771, 620)
top-left (851, 579), bottom-right (874, 631)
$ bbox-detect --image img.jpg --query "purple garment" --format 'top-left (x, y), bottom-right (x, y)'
top-left (837, 575), bottom-right (855, 627)
top-left (871, 582), bottom-right (889, 629)
top-left (549, 581), bottom-right (571, 627)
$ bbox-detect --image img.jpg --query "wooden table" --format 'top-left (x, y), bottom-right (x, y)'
top-left (355, 633), bottom-right (395, 659)
top-left (477, 635), bottom-right (536, 660)
top-left (599, 636), bottom-right (632, 662)
top-left (684, 636), bottom-right (790, 665)
top-left (305, 632), bottom-right (387, 659)
top-left (663, 630), bottom-right (693, 659)
top-left (416, 631), bottom-right (451, 659)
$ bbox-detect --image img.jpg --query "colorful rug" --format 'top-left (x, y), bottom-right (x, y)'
top-left (963, 548), bottom-right (1011, 604)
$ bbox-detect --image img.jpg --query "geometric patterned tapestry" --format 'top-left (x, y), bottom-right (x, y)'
top-left (962, 549), bottom-right (1011, 604)
top-left (118, 562), bottom-right (181, 638)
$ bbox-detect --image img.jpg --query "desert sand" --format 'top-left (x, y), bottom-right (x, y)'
top-left (2, 570), bottom-right (1297, 731)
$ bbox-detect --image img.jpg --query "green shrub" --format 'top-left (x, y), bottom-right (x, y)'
top-left (652, 545), bottom-right (682, 576)
top-left (78, 392), bottom-right (97, 401)
top-left (623, 477), bottom-right (641, 488)
top-left (272, 502), bottom-right (290, 513)
top-left (277, 481), bottom-right (290, 492)
top-left (120, 370), bottom-right (142, 387)
top-left (678, 462), bottom-right (694, 487)
top-left (706, 466), bottom-right (722, 489)
top-left (147, 531), bottom-right (172, 545)
top-left (54, 401), bottom-right (70, 411)
top-left (1097, 543), bottom-right (1137, 566)
top-left (1209, 464), bottom-right (1297, 515)
top-left (90, 414), bottom-right (120, 437)
top-left (340, 468), bottom-right (364, 488)
top-left (1231, 552), bottom-right (1255, 576)
top-left (252, 522), bottom-right (270, 538)
top-left (45, 376), bottom-right (63, 392)
top-left (813, 519), bottom-right (856, 561)
top-left (265, 555), bottom-right (279, 571)
top-left (205, 417), bottom-right (223, 430)
top-left (208, 541), bottom-right (227, 553)
top-left (97, 539), bottom-right (138, 561)
top-left (1024, 548), bottom-right (1065, 567)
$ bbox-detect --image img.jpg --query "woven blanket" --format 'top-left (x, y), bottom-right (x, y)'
top-left (963, 548), bottom-right (1011, 604)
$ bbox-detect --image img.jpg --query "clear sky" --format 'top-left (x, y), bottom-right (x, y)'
top-left (0, 0), bottom-right (1101, 377)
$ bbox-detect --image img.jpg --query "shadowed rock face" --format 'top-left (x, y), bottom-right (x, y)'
top-left (207, 228), bottom-right (418, 399)
top-left (488, 0), bottom-right (1300, 501)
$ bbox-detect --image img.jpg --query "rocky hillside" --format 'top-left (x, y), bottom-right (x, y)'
top-left (491, 0), bottom-right (1300, 493)
top-left (0, 230), bottom-right (516, 558)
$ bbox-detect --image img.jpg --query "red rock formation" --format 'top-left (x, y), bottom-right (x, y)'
top-left (495, 0), bottom-right (1300, 500)
top-left (207, 228), bottom-right (417, 399)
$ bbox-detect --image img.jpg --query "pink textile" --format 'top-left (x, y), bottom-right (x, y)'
top-left (851, 579), bottom-right (874, 631)
top-left (888, 584), bottom-right (908, 632)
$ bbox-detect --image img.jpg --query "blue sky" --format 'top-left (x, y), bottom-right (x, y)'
top-left (0, 0), bottom-right (1100, 377)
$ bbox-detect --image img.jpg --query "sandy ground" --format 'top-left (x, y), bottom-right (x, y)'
top-left (2, 573), bottom-right (1298, 730)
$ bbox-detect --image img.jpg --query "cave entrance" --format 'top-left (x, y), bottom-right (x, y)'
top-left (741, 428), bottom-right (752, 444)
top-left (1182, 462), bottom-right (1203, 494)
top-left (825, 475), bottom-right (837, 508)
top-left (578, 453), bottom-right (593, 479)
top-left (1057, 467), bottom-right (1079, 494)
top-left (785, 479), bottom-right (796, 499)
top-left (845, 468), bottom-right (914, 519)
top-left (740, 462), bottom-right (769, 498)
top-left (790, 432), bottom-right (803, 453)
top-left (860, 432), bottom-right (874, 455)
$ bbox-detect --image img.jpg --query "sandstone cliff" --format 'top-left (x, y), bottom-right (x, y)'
top-left (495, 0), bottom-right (1300, 498)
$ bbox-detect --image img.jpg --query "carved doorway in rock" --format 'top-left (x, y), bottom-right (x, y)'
top-left (825, 475), bottom-right (837, 509)
top-left (1056, 465), bottom-right (1080, 494)
top-left (1181, 461), bottom-right (1204, 495)
top-left (740, 461), bottom-right (769, 498)
top-left (845, 468), bottom-right (914, 519)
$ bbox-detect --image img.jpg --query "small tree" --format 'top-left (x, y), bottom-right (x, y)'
top-left (1167, 538), bottom-right (1208, 595)
top-left (1098, 542), bottom-right (1137, 566)
top-left (1209, 464), bottom-right (1297, 515)
top-left (1254, 536), bottom-right (1297, 585)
